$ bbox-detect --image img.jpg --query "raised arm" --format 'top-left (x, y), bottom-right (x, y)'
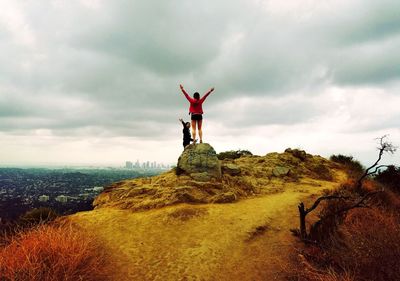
top-left (180, 84), bottom-right (194, 103)
top-left (179, 118), bottom-right (185, 127)
top-left (200, 87), bottom-right (215, 102)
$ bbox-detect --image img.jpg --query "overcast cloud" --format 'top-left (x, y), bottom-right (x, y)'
top-left (0, 0), bottom-right (399, 166)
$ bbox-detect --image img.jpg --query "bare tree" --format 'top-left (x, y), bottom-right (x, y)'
top-left (356, 135), bottom-right (397, 192)
top-left (295, 191), bottom-right (383, 241)
top-left (296, 195), bottom-right (348, 240)
top-left (293, 135), bottom-right (396, 242)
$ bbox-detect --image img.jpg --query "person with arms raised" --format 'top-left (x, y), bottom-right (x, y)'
top-left (179, 84), bottom-right (215, 144)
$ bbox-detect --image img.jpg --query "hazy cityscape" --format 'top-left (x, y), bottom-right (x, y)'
top-left (0, 160), bottom-right (171, 223)
top-left (125, 160), bottom-right (172, 170)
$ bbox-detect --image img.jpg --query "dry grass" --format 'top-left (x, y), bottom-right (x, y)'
top-left (335, 207), bottom-right (400, 281)
top-left (364, 182), bottom-right (400, 211)
top-left (167, 205), bottom-right (208, 221)
top-left (291, 179), bottom-right (400, 281)
top-left (0, 221), bottom-right (112, 281)
top-left (284, 249), bottom-right (355, 281)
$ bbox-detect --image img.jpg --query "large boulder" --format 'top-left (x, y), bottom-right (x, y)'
top-left (177, 143), bottom-right (222, 181)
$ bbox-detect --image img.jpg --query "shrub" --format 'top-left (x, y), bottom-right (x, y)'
top-left (303, 181), bottom-right (357, 244)
top-left (307, 205), bottom-right (346, 244)
top-left (294, 180), bottom-right (400, 281)
top-left (368, 187), bottom-right (400, 212)
top-left (285, 148), bottom-right (307, 161)
top-left (291, 263), bottom-right (355, 281)
top-left (309, 163), bottom-right (333, 181)
top-left (18, 207), bottom-right (59, 226)
top-left (334, 208), bottom-right (400, 281)
top-left (293, 207), bottom-right (400, 281)
top-left (307, 179), bottom-right (387, 243)
top-left (0, 221), bottom-right (112, 281)
top-left (217, 149), bottom-right (252, 160)
top-left (329, 154), bottom-right (364, 177)
top-left (375, 165), bottom-right (400, 193)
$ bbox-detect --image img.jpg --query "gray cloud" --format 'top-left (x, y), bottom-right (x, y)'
top-left (0, 0), bottom-right (400, 165)
top-left (330, 39), bottom-right (400, 85)
top-left (330, 0), bottom-right (400, 45)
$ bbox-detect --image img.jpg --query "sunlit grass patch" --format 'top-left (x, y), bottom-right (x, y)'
top-left (0, 221), bottom-right (112, 281)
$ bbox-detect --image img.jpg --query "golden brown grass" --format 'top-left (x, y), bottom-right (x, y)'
top-left (282, 248), bottom-right (355, 281)
top-left (167, 205), bottom-right (208, 221)
top-left (335, 207), bottom-right (400, 281)
top-left (0, 221), bottom-right (112, 281)
top-left (290, 180), bottom-right (400, 281)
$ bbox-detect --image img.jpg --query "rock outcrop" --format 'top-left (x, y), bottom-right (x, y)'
top-left (177, 143), bottom-right (221, 181)
top-left (93, 146), bottom-right (343, 211)
top-left (284, 148), bottom-right (308, 161)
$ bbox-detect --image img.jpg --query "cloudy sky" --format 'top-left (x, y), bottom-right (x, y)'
top-left (0, 0), bottom-right (399, 166)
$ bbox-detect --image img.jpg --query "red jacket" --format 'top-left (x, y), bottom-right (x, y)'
top-left (181, 89), bottom-right (212, 115)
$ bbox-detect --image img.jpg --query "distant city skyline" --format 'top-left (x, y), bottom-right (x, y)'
top-left (0, 1), bottom-right (399, 167)
top-left (0, 159), bottom-right (174, 169)
top-left (125, 160), bottom-right (171, 170)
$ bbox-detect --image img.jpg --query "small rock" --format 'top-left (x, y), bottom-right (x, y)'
top-left (273, 166), bottom-right (290, 177)
top-left (211, 192), bottom-right (237, 203)
top-left (222, 163), bottom-right (241, 176)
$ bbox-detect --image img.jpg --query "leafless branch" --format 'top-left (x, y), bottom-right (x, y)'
top-left (305, 195), bottom-right (350, 215)
top-left (295, 135), bottom-right (396, 242)
top-left (319, 189), bottom-right (382, 221)
top-left (356, 135), bottom-right (397, 191)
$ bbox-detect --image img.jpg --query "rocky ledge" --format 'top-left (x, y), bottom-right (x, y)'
top-left (93, 144), bottom-right (342, 211)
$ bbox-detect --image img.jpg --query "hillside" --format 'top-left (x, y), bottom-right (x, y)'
top-left (69, 144), bottom-right (347, 281)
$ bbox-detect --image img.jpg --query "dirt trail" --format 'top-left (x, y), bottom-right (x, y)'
top-left (71, 179), bottom-right (343, 281)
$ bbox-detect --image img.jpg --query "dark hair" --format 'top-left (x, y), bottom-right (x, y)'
top-left (193, 92), bottom-right (200, 100)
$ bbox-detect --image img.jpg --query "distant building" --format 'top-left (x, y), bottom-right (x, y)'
top-left (125, 161), bottom-right (133, 169)
top-left (38, 195), bottom-right (49, 202)
top-left (80, 193), bottom-right (90, 200)
top-left (135, 160), bottom-right (140, 168)
top-left (93, 186), bottom-right (104, 192)
top-left (55, 195), bottom-right (68, 203)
